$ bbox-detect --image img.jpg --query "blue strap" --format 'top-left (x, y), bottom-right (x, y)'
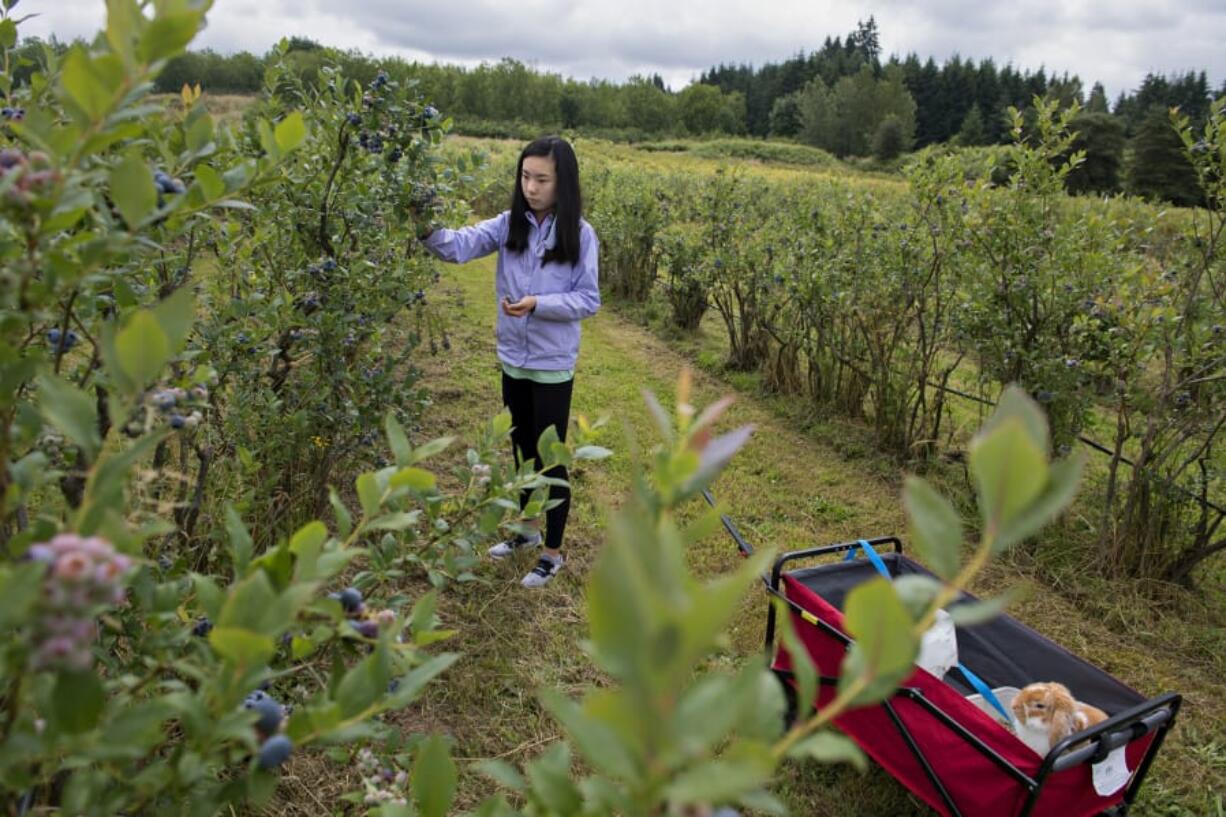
top-left (956, 663), bottom-right (1013, 724)
top-left (844, 540), bottom-right (1012, 727)
top-left (844, 539), bottom-right (891, 579)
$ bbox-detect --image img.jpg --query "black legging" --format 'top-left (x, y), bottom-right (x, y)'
top-left (501, 372), bottom-right (573, 552)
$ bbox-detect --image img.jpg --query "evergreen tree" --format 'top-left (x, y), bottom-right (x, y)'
top-left (1065, 112), bottom-right (1125, 194)
top-left (1087, 82), bottom-right (1109, 113)
top-left (873, 114), bottom-right (906, 160)
top-left (957, 103), bottom-right (987, 145)
top-left (768, 93), bottom-right (803, 137)
top-left (1127, 105), bottom-right (1202, 206)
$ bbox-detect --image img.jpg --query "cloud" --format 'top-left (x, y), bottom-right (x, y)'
top-left (16, 0), bottom-right (1225, 99)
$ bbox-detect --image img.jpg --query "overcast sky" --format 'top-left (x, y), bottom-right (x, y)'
top-left (18, 1), bottom-right (1226, 102)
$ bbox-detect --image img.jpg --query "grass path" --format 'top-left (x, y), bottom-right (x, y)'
top-left (387, 254), bottom-right (1225, 815)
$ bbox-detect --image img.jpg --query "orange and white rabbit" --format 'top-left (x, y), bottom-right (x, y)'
top-left (1011, 682), bottom-right (1109, 756)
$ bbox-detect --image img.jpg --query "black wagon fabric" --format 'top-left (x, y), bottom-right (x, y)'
top-left (786, 553), bottom-right (1146, 716)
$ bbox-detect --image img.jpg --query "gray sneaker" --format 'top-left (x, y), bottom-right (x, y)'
top-left (521, 553), bottom-right (563, 588)
top-left (488, 532), bottom-right (542, 560)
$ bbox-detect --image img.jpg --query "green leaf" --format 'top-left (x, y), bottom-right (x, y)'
top-left (208, 627), bottom-right (275, 667)
top-left (774, 597), bottom-right (818, 722)
top-left (385, 653), bottom-right (460, 709)
top-left (110, 153), bottom-right (157, 229)
top-left (0, 18), bottom-right (17, 49)
top-left (137, 11), bottom-right (201, 63)
top-left (37, 374), bottom-right (102, 462)
top-left (411, 735), bottom-right (456, 817)
top-left (948, 593), bottom-right (1014, 627)
top-left (993, 454), bottom-right (1084, 552)
top-left (385, 412), bottom-right (412, 466)
top-left (786, 730), bottom-right (867, 771)
top-left (194, 164), bottom-right (224, 200)
top-left (984, 385), bottom-right (1050, 455)
top-left (892, 574), bottom-right (943, 620)
top-left (524, 743), bottom-right (581, 815)
top-left (969, 417), bottom-right (1047, 534)
top-left (390, 466), bottom-right (435, 492)
top-left (52, 671), bottom-right (106, 734)
top-left (540, 689), bottom-right (639, 781)
top-left (225, 505), bottom-right (253, 575)
top-left (150, 287), bottom-right (196, 353)
top-left (60, 48), bottom-right (110, 121)
top-left (574, 445), bottom-right (612, 461)
top-left (335, 650), bottom-right (390, 718)
top-left (274, 111), bottom-right (307, 153)
top-left (115, 311), bottom-right (169, 387)
top-left (663, 751), bottom-right (774, 801)
top-left (410, 436), bottom-right (454, 464)
top-left (839, 576), bottom-right (918, 706)
top-left (476, 759), bottom-right (526, 792)
top-left (217, 570), bottom-right (278, 634)
top-left (329, 488), bottom-right (353, 539)
top-left (903, 476), bottom-right (962, 580)
top-left (356, 473), bottom-right (381, 517)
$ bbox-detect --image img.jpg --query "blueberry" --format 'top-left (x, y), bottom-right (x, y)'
top-left (387, 149), bottom-right (402, 163)
top-left (346, 112), bottom-right (361, 126)
top-left (65, 330), bottom-right (79, 348)
top-left (257, 734), bottom-right (293, 770)
top-left (322, 258), bottom-right (336, 272)
top-left (48, 327), bottom-right (61, 346)
top-left (169, 178), bottom-right (186, 194)
top-left (244, 690), bottom-right (269, 705)
top-left (153, 390), bottom-right (177, 411)
top-left (169, 413), bottom-right (186, 429)
top-left (424, 105), bottom-right (439, 120)
top-left (350, 619), bottom-right (379, 639)
top-left (245, 696), bottom-right (284, 736)
top-left (158, 555), bottom-right (173, 571)
top-left (387, 678), bottom-right (400, 694)
top-left (337, 587), bottom-right (363, 614)
top-left (192, 616), bottom-right (213, 637)
top-left (1, 107), bottom-right (11, 118)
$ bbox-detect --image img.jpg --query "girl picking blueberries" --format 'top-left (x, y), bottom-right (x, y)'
top-left (416, 136), bottom-right (600, 588)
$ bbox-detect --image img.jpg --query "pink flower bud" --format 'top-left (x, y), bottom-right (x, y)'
top-left (54, 552), bottom-right (93, 583)
top-left (375, 609), bottom-right (396, 628)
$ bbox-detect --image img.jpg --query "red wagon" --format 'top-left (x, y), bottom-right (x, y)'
top-left (708, 494), bottom-right (1182, 817)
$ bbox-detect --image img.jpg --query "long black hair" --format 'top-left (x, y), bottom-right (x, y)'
top-left (505, 135), bottom-right (583, 266)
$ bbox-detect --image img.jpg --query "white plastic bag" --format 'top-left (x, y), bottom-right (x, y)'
top-left (916, 608), bottom-right (959, 679)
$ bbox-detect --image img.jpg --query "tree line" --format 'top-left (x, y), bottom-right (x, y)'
top-left (14, 21), bottom-right (1224, 204)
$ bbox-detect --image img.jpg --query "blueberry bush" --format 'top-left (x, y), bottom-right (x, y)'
top-left (0, 3), bottom-right (606, 813)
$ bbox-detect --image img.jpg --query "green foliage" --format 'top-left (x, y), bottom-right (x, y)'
top-left (1128, 104), bottom-right (1204, 206)
top-left (0, 5), bottom-right (605, 814)
top-left (474, 377), bottom-right (1081, 815)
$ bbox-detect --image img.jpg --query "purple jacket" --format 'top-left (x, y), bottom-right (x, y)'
top-left (422, 210), bottom-right (600, 371)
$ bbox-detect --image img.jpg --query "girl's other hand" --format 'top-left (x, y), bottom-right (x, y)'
top-left (501, 295), bottom-right (537, 317)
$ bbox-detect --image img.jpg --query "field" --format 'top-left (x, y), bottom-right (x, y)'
top-left (5, 37), bottom-right (1225, 817)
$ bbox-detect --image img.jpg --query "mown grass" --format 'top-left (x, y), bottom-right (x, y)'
top-left (264, 249), bottom-right (1225, 815)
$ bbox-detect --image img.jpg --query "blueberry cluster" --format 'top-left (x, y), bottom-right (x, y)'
top-left (471, 462), bottom-right (492, 486)
top-left (329, 587), bottom-right (397, 640)
top-left (355, 747), bottom-right (409, 807)
top-left (148, 386), bottom-right (204, 431)
top-left (153, 170), bottom-right (186, 195)
top-left (1, 106), bottom-right (25, 121)
top-left (47, 326), bottom-right (80, 353)
top-left (24, 533), bottom-right (134, 671)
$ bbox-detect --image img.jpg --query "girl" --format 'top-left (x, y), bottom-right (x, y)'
top-left (416, 136), bottom-right (600, 588)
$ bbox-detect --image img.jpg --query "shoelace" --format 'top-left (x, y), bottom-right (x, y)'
top-left (531, 558), bottom-right (557, 576)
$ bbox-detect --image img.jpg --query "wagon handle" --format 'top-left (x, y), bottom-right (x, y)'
top-left (701, 488), bottom-right (754, 557)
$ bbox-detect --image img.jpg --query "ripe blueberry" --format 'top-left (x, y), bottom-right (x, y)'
top-left (192, 616), bottom-right (213, 637)
top-left (245, 696), bottom-right (284, 736)
top-left (337, 587), bottom-right (363, 614)
top-left (257, 734), bottom-right (293, 770)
